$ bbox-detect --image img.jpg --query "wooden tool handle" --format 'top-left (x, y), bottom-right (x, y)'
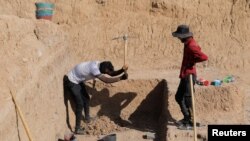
top-left (189, 75), bottom-right (197, 141)
top-left (10, 90), bottom-right (34, 141)
top-left (124, 37), bottom-right (128, 66)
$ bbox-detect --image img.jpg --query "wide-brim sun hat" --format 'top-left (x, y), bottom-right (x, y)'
top-left (172, 25), bottom-right (193, 39)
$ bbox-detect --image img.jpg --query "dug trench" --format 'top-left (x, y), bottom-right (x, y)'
top-left (63, 79), bottom-right (244, 141)
top-left (65, 79), bottom-right (244, 141)
top-left (64, 79), bottom-right (168, 141)
top-left (0, 77), bottom-right (244, 141)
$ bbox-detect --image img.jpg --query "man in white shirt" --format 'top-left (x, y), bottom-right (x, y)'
top-left (63, 61), bottom-right (128, 134)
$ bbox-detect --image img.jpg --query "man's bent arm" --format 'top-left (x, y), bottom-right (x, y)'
top-left (190, 46), bottom-right (208, 63)
top-left (96, 74), bottom-right (121, 83)
top-left (108, 69), bottom-right (124, 76)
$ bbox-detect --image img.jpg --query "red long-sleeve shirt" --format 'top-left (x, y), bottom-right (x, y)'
top-left (179, 38), bottom-right (208, 78)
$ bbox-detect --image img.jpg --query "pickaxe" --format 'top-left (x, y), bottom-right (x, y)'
top-left (112, 34), bottom-right (136, 66)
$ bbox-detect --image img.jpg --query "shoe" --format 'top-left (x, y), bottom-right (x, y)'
top-left (176, 119), bottom-right (189, 126)
top-left (75, 127), bottom-right (85, 135)
top-left (178, 123), bottom-right (193, 130)
top-left (189, 121), bottom-right (205, 127)
top-left (85, 116), bottom-right (96, 123)
top-left (176, 119), bottom-right (204, 127)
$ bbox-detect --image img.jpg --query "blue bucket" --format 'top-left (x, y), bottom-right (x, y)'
top-left (36, 9), bottom-right (53, 16)
top-left (35, 2), bottom-right (54, 10)
top-left (35, 2), bottom-right (54, 20)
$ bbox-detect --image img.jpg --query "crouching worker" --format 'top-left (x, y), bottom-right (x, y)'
top-left (64, 61), bottom-right (128, 134)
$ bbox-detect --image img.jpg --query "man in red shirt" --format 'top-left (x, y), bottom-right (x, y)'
top-left (172, 25), bottom-right (208, 130)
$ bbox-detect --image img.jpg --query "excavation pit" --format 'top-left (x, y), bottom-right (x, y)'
top-left (64, 79), bottom-right (168, 141)
top-left (64, 79), bottom-right (244, 141)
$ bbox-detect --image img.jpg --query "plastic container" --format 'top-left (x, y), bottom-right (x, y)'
top-left (35, 2), bottom-right (54, 21)
top-left (203, 80), bottom-right (210, 86)
top-left (35, 2), bottom-right (54, 9)
top-left (196, 78), bottom-right (210, 86)
top-left (36, 15), bottom-right (52, 20)
top-left (211, 80), bottom-right (222, 86)
top-left (36, 9), bottom-right (53, 16)
top-left (196, 78), bottom-right (205, 85)
top-left (223, 75), bottom-right (235, 83)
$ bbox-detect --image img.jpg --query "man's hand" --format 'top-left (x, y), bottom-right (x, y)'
top-left (122, 64), bottom-right (128, 71)
top-left (187, 62), bottom-right (195, 68)
top-left (107, 65), bottom-right (128, 77)
top-left (121, 72), bottom-right (128, 80)
top-left (202, 61), bottom-right (208, 68)
top-left (92, 79), bottom-right (96, 89)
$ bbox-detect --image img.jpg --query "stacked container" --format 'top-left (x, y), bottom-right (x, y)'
top-left (196, 78), bottom-right (210, 86)
top-left (223, 75), bottom-right (235, 83)
top-left (211, 79), bottom-right (222, 86)
top-left (35, 2), bottom-right (55, 20)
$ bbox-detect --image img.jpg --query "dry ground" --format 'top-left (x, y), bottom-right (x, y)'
top-left (0, 0), bottom-right (249, 141)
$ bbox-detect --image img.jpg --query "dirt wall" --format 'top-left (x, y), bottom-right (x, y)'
top-left (168, 84), bottom-right (244, 124)
top-left (0, 0), bottom-right (249, 71)
top-left (0, 16), bottom-right (71, 141)
top-left (0, 0), bottom-right (249, 141)
top-left (166, 84), bottom-right (244, 141)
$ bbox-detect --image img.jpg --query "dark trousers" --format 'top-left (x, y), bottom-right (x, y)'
top-left (63, 75), bottom-right (90, 130)
top-left (175, 74), bottom-right (196, 123)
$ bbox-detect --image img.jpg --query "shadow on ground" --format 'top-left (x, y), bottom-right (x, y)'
top-left (127, 80), bottom-right (175, 141)
top-left (90, 79), bottom-right (174, 141)
top-left (63, 75), bottom-right (76, 132)
top-left (62, 79), bottom-right (174, 141)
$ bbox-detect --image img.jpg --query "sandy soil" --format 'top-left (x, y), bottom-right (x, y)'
top-left (0, 0), bottom-right (249, 141)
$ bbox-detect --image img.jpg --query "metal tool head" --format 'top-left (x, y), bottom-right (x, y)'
top-left (112, 34), bottom-right (136, 41)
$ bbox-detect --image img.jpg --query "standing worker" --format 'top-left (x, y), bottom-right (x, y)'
top-left (64, 61), bottom-right (128, 134)
top-left (172, 25), bottom-right (208, 130)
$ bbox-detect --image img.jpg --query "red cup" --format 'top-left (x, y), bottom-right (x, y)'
top-left (203, 80), bottom-right (210, 86)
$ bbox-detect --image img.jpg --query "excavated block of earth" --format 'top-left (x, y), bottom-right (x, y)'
top-left (166, 84), bottom-right (244, 141)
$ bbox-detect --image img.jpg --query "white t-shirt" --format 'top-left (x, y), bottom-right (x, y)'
top-left (67, 61), bottom-right (101, 84)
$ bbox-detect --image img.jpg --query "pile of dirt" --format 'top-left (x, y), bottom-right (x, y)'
top-left (84, 116), bottom-right (127, 135)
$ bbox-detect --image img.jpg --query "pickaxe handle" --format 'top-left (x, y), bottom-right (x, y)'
top-left (112, 34), bottom-right (130, 67)
top-left (124, 38), bottom-right (128, 66)
top-left (123, 34), bottom-right (128, 66)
